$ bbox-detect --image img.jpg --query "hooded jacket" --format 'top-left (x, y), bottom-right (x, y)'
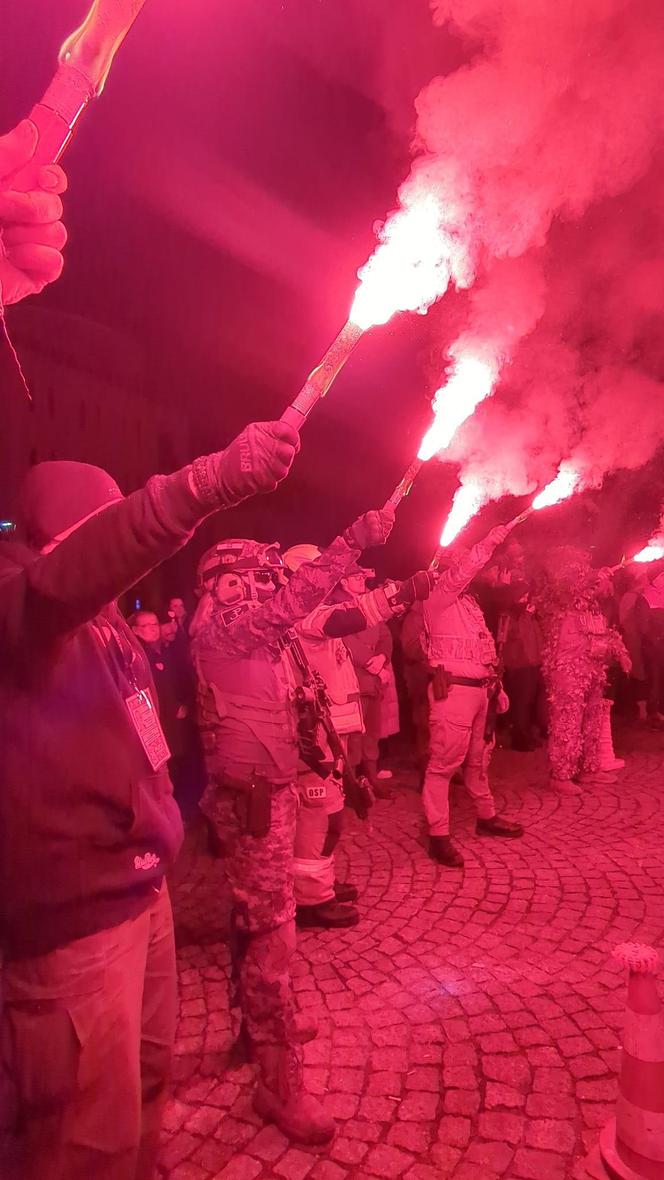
top-left (0, 467), bottom-right (206, 958)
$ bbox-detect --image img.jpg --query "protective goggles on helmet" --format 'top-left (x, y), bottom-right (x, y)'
top-left (197, 540), bottom-right (283, 592)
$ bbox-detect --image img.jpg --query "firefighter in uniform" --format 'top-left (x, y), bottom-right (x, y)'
top-left (282, 546), bottom-right (436, 930)
top-left (190, 508), bottom-right (394, 1145)
top-left (422, 523), bottom-right (524, 867)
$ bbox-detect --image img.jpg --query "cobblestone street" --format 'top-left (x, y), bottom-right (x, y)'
top-left (162, 725), bottom-right (664, 1180)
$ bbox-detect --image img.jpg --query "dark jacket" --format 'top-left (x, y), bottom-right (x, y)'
top-left (344, 622), bottom-right (392, 698)
top-left (139, 640), bottom-right (196, 758)
top-left (0, 469), bottom-right (204, 958)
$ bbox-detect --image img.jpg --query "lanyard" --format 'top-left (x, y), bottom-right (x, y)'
top-left (93, 610), bottom-right (151, 707)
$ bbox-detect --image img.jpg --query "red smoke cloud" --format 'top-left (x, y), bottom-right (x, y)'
top-left (397, 0), bottom-right (664, 498)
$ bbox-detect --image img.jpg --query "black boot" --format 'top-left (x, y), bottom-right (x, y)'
top-left (428, 835), bottom-right (464, 867)
top-left (334, 881), bottom-right (359, 903)
top-left (296, 900), bottom-right (359, 929)
top-left (476, 815), bottom-right (524, 838)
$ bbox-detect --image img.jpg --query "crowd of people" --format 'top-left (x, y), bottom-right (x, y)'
top-left (1, 112), bottom-right (663, 1179)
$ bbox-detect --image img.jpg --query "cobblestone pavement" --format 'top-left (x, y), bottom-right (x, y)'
top-left (162, 724), bottom-right (664, 1180)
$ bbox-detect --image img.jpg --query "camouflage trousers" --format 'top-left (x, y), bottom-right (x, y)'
top-left (544, 659), bottom-right (606, 781)
top-left (200, 781), bottom-right (299, 1051)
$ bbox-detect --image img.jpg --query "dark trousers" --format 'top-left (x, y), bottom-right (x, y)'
top-left (504, 666), bottom-right (542, 748)
top-left (347, 694), bottom-right (382, 770)
top-left (643, 641), bottom-right (664, 714)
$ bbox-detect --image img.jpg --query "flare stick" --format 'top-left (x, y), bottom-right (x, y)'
top-left (21, 0), bottom-right (147, 168)
top-left (281, 320), bottom-right (364, 430)
top-left (386, 458), bottom-right (424, 509)
top-left (511, 506), bottom-right (534, 526)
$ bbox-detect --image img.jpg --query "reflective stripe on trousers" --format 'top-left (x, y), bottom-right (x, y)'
top-left (293, 771), bottom-right (344, 906)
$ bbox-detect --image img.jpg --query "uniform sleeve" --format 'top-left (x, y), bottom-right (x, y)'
top-left (0, 469), bottom-right (208, 654)
top-left (301, 581), bottom-right (411, 641)
top-left (430, 535), bottom-right (500, 614)
top-left (301, 602), bottom-right (368, 640)
top-left (196, 535), bottom-right (360, 657)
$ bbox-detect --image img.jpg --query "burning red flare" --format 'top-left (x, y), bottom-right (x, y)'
top-left (531, 465), bottom-right (579, 511)
top-left (632, 543), bottom-right (664, 564)
top-left (439, 483), bottom-right (484, 548)
top-left (418, 356), bottom-right (497, 462)
top-left (386, 355), bottom-right (496, 508)
top-left (350, 186), bottom-right (470, 331)
top-left (284, 185), bottom-right (475, 428)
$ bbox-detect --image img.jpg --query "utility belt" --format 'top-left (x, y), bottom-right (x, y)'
top-left (216, 772), bottom-right (288, 839)
top-left (429, 666), bottom-right (494, 700)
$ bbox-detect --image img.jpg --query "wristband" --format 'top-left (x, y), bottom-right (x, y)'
top-left (361, 584), bottom-right (400, 626)
top-left (190, 454), bottom-right (220, 507)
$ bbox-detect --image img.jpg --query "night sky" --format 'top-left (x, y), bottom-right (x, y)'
top-left (3, 1), bottom-right (663, 599)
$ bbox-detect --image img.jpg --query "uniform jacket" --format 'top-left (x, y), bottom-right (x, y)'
top-left (546, 609), bottom-right (614, 668)
top-left (423, 535), bottom-right (500, 677)
top-left (296, 602), bottom-right (363, 736)
top-left (344, 622), bottom-right (392, 698)
top-left (193, 536), bottom-right (360, 784)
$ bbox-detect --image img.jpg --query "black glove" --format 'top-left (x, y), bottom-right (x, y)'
top-left (343, 504), bottom-right (395, 550)
top-left (394, 570), bottom-right (437, 607)
top-left (342, 768), bottom-right (374, 820)
top-left (191, 421), bottom-right (300, 508)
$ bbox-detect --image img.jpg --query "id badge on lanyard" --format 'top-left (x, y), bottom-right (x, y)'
top-left (96, 616), bottom-right (171, 772)
top-left (126, 687), bottom-right (171, 771)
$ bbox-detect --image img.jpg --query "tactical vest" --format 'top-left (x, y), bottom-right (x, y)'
top-left (553, 610), bottom-right (609, 664)
top-left (196, 645), bottom-right (298, 783)
top-left (424, 594), bottom-right (496, 675)
top-left (295, 629), bottom-right (363, 736)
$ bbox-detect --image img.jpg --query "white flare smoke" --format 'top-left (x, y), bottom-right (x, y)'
top-left (439, 481), bottom-right (485, 547)
top-left (633, 544), bottom-right (664, 564)
top-left (384, 0), bottom-right (664, 492)
top-left (418, 355), bottom-right (495, 461)
top-left (532, 465), bottom-right (579, 511)
top-left (633, 510), bottom-right (664, 563)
